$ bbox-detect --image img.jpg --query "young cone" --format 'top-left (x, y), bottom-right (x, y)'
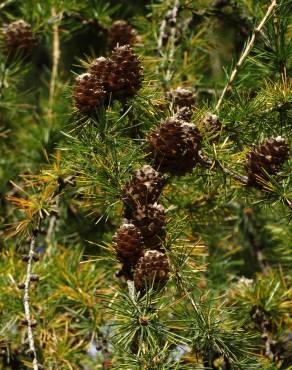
top-left (245, 136), bottom-right (289, 187)
top-left (3, 20), bottom-right (33, 55)
top-left (122, 165), bottom-right (165, 209)
top-left (108, 20), bottom-right (137, 50)
top-left (134, 250), bottom-right (170, 291)
top-left (73, 73), bottom-right (106, 113)
top-left (168, 87), bottom-right (195, 110)
top-left (147, 117), bottom-right (201, 175)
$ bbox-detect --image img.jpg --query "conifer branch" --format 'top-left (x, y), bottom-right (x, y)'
top-left (157, 0), bottom-right (180, 85)
top-left (23, 234), bottom-right (39, 370)
top-left (166, 0), bottom-right (180, 83)
top-left (215, 0), bottom-right (277, 111)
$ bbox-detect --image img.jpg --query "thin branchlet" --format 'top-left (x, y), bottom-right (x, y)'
top-left (216, 0), bottom-right (278, 111)
top-left (199, 154), bottom-right (248, 184)
top-left (48, 7), bottom-right (61, 126)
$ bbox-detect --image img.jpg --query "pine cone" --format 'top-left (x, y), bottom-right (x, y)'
top-left (168, 87), bottom-right (195, 110)
top-left (245, 137), bottom-right (289, 187)
top-left (134, 250), bottom-right (170, 291)
top-left (108, 20), bottom-right (137, 50)
top-left (3, 20), bottom-right (33, 55)
top-left (113, 223), bottom-right (144, 267)
top-left (109, 45), bottom-right (143, 101)
top-left (147, 117), bottom-right (202, 175)
top-left (131, 203), bottom-right (166, 248)
top-left (73, 73), bottom-right (106, 113)
top-left (122, 165), bottom-right (165, 209)
top-left (89, 46), bottom-right (143, 102)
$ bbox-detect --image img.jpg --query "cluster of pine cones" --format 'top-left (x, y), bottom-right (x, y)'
top-left (73, 19), bottom-right (141, 112)
top-left (74, 44), bottom-right (143, 113)
top-left (2, 20), bottom-right (34, 56)
top-left (113, 165), bottom-right (169, 292)
top-left (112, 90), bottom-right (206, 292)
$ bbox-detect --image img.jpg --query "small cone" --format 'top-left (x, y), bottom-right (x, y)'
top-left (112, 223), bottom-right (144, 267)
top-left (73, 73), bottom-right (106, 113)
top-left (108, 20), bottom-right (137, 50)
top-left (147, 117), bottom-right (201, 175)
top-left (3, 20), bottom-right (33, 55)
top-left (245, 136), bottom-right (289, 187)
top-left (168, 87), bottom-right (195, 110)
top-left (122, 165), bottom-right (165, 209)
top-left (134, 250), bottom-right (170, 291)
top-left (131, 203), bottom-right (166, 248)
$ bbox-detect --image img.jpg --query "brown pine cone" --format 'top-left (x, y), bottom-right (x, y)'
top-left (73, 73), bottom-right (106, 113)
top-left (134, 250), bottom-right (170, 291)
top-left (245, 136), bottom-right (289, 187)
top-left (122, 165), bottom-right (165, 209)
top-left (108, 20), bottom-right (137, 50)
top-left (3, 20), bottom-right (33, 55)
top-left (109, 45), bottom-right (143, 101)
top-left (168, 87), bottom-right (195, 110)
top-left (147, 117), bottom-right (202, 175)
top-left (131, 203), bottom-right (166, 248)
top-left (113, 223), bottom-right (144, 267)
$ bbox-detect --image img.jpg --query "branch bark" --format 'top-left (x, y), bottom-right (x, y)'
top-left (215, 0), bottom-right (277, 111)
top-left (23, 234), bottom-right (39, 370)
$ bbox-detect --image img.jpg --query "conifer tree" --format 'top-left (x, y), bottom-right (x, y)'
top-left (0, 0), bottom-right (291, 369)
